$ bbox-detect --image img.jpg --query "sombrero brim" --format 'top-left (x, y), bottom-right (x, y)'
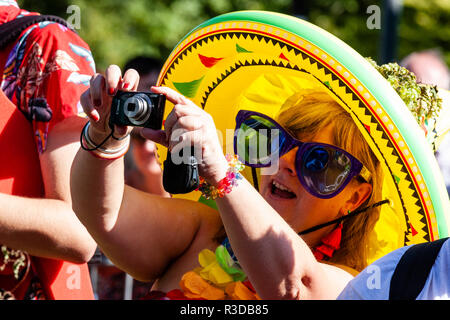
top-left (157, 10), bottom-right (450, 263)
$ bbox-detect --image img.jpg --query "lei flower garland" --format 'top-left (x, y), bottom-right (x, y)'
top-left (164, 244), bottom-right (260, 300)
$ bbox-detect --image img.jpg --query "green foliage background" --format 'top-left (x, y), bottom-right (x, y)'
top-left (18, 0), bottom-right (449, 72)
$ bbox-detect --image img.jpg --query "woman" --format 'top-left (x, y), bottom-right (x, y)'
top-left (71, 65), bottom-right (385, 299)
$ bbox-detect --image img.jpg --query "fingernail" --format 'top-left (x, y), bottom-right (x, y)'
top-left (108, 87), bottom-right (115, 95)
top-left (122, 82), bottom-right (129, 89)
top-left (92, 112), bottom-right (100, 122)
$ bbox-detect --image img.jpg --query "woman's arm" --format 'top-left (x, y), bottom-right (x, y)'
top-left (0, 116), bottom-right (97, 263)
top-left (145, 87), bottom-right (353, 299)
top-left (215, 180), bottom-right (353, 299)
top-left (70, 66), bottom-right (216, 281)
top-left (0, 193), bottom-right (95, 263)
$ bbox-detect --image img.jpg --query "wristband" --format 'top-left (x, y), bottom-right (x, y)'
top-left (197, 154), bottom-right (245, 200)
top-left (80, 121), bottom-right (130, 160)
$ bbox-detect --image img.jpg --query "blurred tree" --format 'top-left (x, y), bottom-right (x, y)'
top-left (294, 0), bottom-right (382, 63)
top-left (20, 0), bottom-right (292, 71)
top-left (19, 0), bottom-right (69, 16)
top-left (399, 0), bottom-right (450, 65)
top-left (17, 0), bottom-right (449, 73)
top-left (294, 0), bottom-right (449, 65)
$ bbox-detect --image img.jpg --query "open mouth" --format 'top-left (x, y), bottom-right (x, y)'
top-left (271, 180), bottom-right (297, 199)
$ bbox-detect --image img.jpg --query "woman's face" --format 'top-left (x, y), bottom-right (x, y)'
top-left (131, 133), bottom-right (162, 175)
top-left (259, 124), bottom-right (363, 246)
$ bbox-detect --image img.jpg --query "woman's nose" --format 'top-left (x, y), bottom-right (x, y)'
top-left (278, 147), bottom-right (298, 176)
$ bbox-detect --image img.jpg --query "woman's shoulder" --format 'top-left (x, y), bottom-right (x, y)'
top-left (325, 262), bottom-right (360, 277)
top-left (304, 261), bottom-right (356, 299)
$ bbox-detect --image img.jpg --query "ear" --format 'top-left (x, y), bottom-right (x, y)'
top-left (340, 182), bottom-right (373, 215)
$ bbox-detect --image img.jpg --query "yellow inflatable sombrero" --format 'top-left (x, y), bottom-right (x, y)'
top-left (157, 11), bottom-right (450, 263)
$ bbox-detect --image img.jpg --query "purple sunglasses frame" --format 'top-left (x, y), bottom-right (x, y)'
top-left (233, 110), bottom-right (371, 199)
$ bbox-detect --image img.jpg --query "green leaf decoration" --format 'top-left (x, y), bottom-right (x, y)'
top-left (198, 195), bottom-right (218, 210)
top-left (215, 245), bottom-right (246, 282)
top-left (236, 43), bottom-right (252, 53)
top-left (172, 76), bottom-right (205, 98)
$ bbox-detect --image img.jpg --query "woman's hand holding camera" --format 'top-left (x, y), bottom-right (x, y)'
top-left (81, 64), bottom-right (228, 184)
top-left (143, 86), bottom-right (229, 186)
top-left (80, 65), bottom-right (139, 149)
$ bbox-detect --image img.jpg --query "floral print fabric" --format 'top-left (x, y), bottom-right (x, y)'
top-left (0, 1), bottom-right (95, 299)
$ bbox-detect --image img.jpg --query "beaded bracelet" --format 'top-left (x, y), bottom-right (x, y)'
top-left (197, 154), bottom-right (245, 200)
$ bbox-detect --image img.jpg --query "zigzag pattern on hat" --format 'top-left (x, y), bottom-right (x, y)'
top-left (160, 28), bottom-right (434, 246)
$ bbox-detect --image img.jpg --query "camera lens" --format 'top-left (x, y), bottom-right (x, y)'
top-left (123, 94), bottom-right (153, 126)
top-left (127, 103), bottom-right (136, 112)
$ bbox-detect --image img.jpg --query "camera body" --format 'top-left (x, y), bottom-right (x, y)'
top-left (109, 91), bottom-right (165, 129)
top-left (109, 90), bottom-right (198, 194)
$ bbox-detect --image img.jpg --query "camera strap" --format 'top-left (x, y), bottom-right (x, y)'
top-left (80, 121), bottom-right (130, 153)
top-left (297, 199), bottom-right (390, 236)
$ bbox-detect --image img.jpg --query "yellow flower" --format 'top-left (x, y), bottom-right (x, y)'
top-left (198, 249), bottom-right (234, 287)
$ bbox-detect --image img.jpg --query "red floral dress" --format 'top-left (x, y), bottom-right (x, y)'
top-left (0, 0), bottom-right (95, 299)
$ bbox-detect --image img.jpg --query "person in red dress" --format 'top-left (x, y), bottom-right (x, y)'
top-left (0, 0), bottom-right (97, 299)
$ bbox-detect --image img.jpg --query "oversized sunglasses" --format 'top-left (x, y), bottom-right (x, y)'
top-left (234, 110), bottom-right (371, 199)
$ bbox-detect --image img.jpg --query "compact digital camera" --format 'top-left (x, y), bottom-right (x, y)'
top-left (109, 90), bottom-right (198, 194)
top-left (109, 91), bottom-right (165, 129)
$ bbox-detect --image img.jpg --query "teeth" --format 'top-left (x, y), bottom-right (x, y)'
top-left (273, 181), bottom-right (293, 193)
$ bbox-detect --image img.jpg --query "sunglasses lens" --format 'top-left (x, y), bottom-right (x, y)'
top-left (301, 146), bottom-right (352, 197)
top-left (304, 147), bottom-right (329, 171)
top-left (236, 115), bottom-right (284, 166)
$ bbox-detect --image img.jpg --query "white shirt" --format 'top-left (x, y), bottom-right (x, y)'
top-left (337, 239), bottom-right (450, 300)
